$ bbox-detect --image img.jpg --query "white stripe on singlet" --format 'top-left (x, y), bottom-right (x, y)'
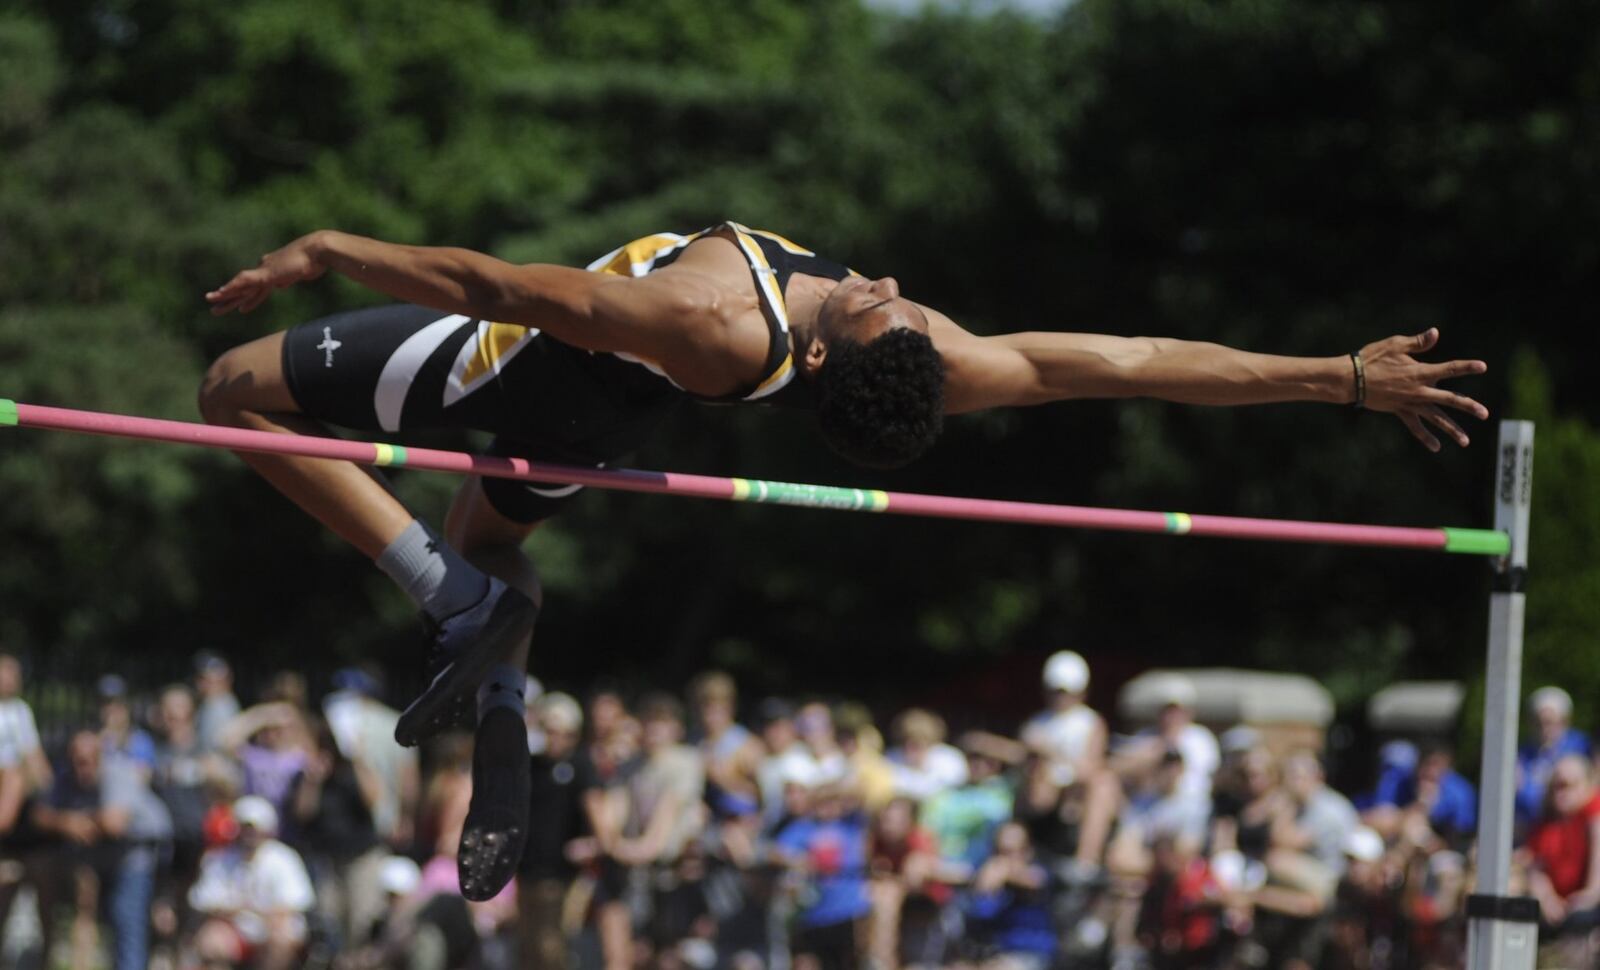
top-left (373, 314), bottom-right (471, 432)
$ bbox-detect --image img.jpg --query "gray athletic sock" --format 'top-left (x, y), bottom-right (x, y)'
top-left (477, 664), bottom-right (526, 722)
top-left (375, 521), bottom-right (490, 622)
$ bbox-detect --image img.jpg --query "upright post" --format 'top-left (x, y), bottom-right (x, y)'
top-left (1466, 420), bottom-right (1537, 970)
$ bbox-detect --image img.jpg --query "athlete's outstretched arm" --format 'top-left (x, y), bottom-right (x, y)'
top-left (932, 315), bottom-right (1488, 451)
top-left (205, 230), bottom-right (726, 362)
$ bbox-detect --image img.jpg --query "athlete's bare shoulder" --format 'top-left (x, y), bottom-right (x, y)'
top-left (599, 235), bottom-right (772, 395)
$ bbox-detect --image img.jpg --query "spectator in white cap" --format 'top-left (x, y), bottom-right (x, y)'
top-left (1021, 651), bottom-right (1104, 786)
top-left (188, 795), bottom-right (316, 970)
top-left (378, 854), bottom-right (422, 898)
top-left (1219, 725), bottom-right (1262, 762)
top-left (1330, 826), bottom-right (1396, 963)
top-left (518, 691), bottom-right (601, 970)
top-left (346, 853), bottom-right (489, 969)
top-left (1115, 673), bottom-right (1220, 800)
top-left (1516, 685), bottom-right (1591, 827)
top-left (1012, 650), bottom-right (1119, 873)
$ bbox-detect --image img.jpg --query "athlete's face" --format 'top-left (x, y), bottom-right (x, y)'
top-left (816, 276), bottom-right (930, 346)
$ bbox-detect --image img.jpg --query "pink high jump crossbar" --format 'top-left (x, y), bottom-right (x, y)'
top-left (0, 398), bottom-right (1508, 555)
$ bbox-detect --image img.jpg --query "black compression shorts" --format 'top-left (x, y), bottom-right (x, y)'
top-left (281, 304), bottom-right (679, 523)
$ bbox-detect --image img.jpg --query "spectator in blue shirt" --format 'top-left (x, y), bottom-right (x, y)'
top-left (1516, 686), bottom-right (1591, 828)
top-left (1379, 745), bottom-right (1477, 849)
top-left (1354, 740), bottom-right (1417, 813)
top-left (32, 729), bottom-right (172, 970)
top-left (97, 675), bottom-right (158, 778)
top-left (962, 821), bottom-right (1057, 970)
top-left (774, 781), bottom-right (872, 970)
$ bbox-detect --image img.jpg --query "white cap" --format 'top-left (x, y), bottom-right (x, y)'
top-left (1530, 686), bottom-right (1573, 719)
top-left (232, 796), bottom-right (278, 835)
top-left (1219, 725), bottom-right (1261, 755)
top-left (1043, 651), bottom-right (1090, 693)
top-left (1343, 826), bottom-right (1385, 862)
top-left (779, 756), bottom-right (822, 790)
top-left (1429, 850), bottom-right (1466, 876)
top-left (538, 692), bottom-right (583, 734)
top-left (1151, 673), bottom-right (1198, 709)
top-left (378, 856), bottom-right (422, 895)
top-left (524, 675), bottom-right (545, 708)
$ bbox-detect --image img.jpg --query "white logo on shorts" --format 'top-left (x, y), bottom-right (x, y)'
top-left (316, 326), bottom-right (342, 368)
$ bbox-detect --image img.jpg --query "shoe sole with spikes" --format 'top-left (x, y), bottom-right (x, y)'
top-left (458, 705), bottom-right (531, 901)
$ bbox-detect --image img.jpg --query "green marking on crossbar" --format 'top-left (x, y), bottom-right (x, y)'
top-left (0, 400), bottom-right (16, 427)
top-left (1164, 512), bottom-right (1193, 535)
top-left (373, 443), bottom-right (409, 467)
top-left (736, 478), bottom-right (886, 511)
top-left (1442, 527), bottom-right (1511, 556)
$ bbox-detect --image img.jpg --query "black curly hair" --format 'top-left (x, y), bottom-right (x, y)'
top-left (816, 327), bottom-right (945, 469)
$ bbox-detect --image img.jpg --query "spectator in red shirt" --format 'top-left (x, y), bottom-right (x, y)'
top-left (1525, 753), bottom-right (1600, 933)
top-left (865, 797), bottom-right (941, 968)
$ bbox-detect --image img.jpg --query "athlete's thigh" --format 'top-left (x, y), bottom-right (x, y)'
top-left (202, 331), bottom-right (301, 413)
top-left (279, 303), bottom-right (471, 433)
top-left (444, 476), bottom-right (542, 552)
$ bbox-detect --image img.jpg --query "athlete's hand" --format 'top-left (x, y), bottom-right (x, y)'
top-left (1358, 328), bottom-right (1489, 452)
top-left (206, 233), bottom-right (328, 315)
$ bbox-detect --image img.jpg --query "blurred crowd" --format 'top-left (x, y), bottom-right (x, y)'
top-left (2, 648), bottom-right (1597, 970)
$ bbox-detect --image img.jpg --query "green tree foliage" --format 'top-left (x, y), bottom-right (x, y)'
top-left (1, 0), bottom-right (1594, 719)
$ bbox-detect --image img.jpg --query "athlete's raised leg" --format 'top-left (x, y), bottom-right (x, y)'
top-left (199, 311), bottom-right (537, 756)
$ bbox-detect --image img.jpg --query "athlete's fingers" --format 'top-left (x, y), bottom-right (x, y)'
top-left (1410, 327), bottom-right (1440, 354)
top-left (210, 284), bottom-right (261, 315)
top-left (206, 291), bottom-right (245, 315)
top-left (239, 290), bottom-right (270, 314)
top-left (1425, 359), bottom-right (1488, 382)
top-left (1422, 386), bottom-right (1489, 419)
top-left (205, 271), bottom-right (259, 303)
top-left (1400, 411), bottom-right (1440, 452)
top-left (1422, 405), bottom-right (1469, 448)
top-left (205, 284), bottom-right (249, 313)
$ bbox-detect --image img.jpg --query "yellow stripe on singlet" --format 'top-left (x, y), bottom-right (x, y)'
top-left (744, 227), bottom-right (815, 256)
top-left (457, 322), bottom-right (534, 388)
top-left (591, 232), bottom-right (708, 278)
top-left (748, 354), bottom-right (795, 398)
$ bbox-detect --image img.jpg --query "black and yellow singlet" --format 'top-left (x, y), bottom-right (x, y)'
top-left (280, 221), bottom-right (852, 522)
top-left (585, 221), bottom-right (854, 406)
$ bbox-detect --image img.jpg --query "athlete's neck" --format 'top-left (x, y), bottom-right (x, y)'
top-left (783, 272), bottom-right (837, 362)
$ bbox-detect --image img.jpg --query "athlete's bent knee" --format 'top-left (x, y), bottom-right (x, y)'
top-left (199, 342), bottom-right (291, 427)
top-left (197, 350), bottom-right (246, 426)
